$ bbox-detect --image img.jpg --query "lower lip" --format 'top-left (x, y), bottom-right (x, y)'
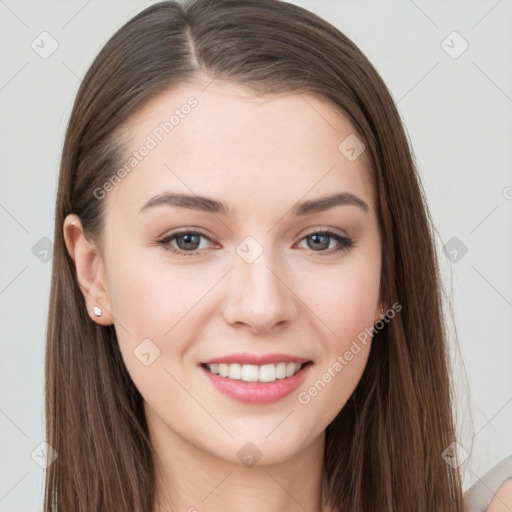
top-left (200, 363), bottom-right (313, 405)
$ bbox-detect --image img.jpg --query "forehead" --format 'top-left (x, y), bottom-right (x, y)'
top-left (108, 79), bottom-right (375, 218)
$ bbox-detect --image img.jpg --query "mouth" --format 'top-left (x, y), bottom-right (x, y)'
top-left (200, 361), bottom-right (313, 383)
top-left (199, 360), bottom-right (313, 404)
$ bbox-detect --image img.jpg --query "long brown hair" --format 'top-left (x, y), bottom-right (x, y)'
top-left (45, 0), bottom-right (468, 510)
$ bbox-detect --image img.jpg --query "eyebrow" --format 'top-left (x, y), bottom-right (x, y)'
top-left (139, 191), bottom-right (369, 216)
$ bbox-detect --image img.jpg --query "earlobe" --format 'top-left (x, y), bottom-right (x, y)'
top-left (374, 303), bottom-right (385, 324)
top-left (374, 301), bottom-right (391, 325)
top-left (63, 214), bottom-right (113, 326)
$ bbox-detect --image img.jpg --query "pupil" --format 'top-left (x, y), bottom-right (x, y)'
top-left (178, 234), bottom-right (199, 250)
top-left (309, 234), bottom-right (328, 250)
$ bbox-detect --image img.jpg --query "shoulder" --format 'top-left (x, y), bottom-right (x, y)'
top-left (464, 455), bottom-right (512, 512)
top-left (486, 479), bottom-right (512, 511)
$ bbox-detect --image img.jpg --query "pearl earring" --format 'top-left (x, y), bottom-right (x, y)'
top-left (93, 306), bottom-right (102, 317)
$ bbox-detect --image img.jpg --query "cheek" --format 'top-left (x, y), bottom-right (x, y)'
top-left (305, 253), bottom-right (381, 344)
top-left (309, 265), bottom-right (376, 377)
top-left (106, 262), bottom-right (168, 336)
top-left (294, 252), bottom-right (380, 421)
top-left (105, 250), bottom-right (200, 337)
top-left (298, 344), bottom-right (371, 435)
top-left (104, 249), bottom-right (220, 375)
top-left (104, 254), bottom-right (198, 398)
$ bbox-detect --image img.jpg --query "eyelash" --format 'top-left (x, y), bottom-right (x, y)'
top-left (156, 228), bottom-right (354, 257)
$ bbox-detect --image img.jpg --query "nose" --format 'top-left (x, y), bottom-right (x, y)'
top-left (222, 245), bottom-right (298, 333)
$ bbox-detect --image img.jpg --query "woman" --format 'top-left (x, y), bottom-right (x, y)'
top-left (44, 0), bottom-right (503, 510)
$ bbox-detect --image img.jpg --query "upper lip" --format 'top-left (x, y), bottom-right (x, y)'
top-left (201, 353), bottom-right (311, 366)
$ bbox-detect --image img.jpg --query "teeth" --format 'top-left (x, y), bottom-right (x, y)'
top-left (205, 362), bottom-right (304, 382)
top-left (241, 364), bottom-right (259, 382)
top-left (259, 364), bottom-right (275, 382)
top-left (228, 363), bottom-right (241, 380)
top-left (276, 362), bottom-right (287, 379)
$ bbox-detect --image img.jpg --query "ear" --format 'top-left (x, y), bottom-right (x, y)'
top-left (63, 214), bottom-right (113, 326)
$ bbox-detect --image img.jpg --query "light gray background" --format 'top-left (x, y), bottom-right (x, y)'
top-left (0, 0), bottom-right (511, 510)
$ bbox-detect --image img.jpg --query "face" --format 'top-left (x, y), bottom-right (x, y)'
top-left (68, 80), bottom-right (383, 467)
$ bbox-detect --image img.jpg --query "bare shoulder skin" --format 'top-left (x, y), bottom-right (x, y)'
top-left (464, 455), bottom-right (512, 512)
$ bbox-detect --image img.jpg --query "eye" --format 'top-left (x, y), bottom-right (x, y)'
top-left (156, 229), bottom-right (215, 256)
top-left (156, 228), bottom-right (354, 257)
top-left (295, 230), bottom-right (354, 256)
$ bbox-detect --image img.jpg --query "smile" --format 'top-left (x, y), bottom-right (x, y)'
top-left (200, 361), bottom-right (313, 404)
top-left (203, 362), bottom-right (305, 383)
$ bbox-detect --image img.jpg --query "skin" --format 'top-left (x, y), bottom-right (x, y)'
top-left (482, 480), bottom-right (512, 512)
top-left (64, 79), bottom-right (385, 512)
